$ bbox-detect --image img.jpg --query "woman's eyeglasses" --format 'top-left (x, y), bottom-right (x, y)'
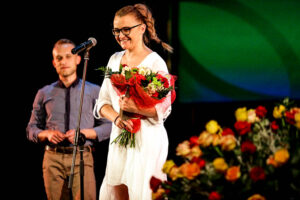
top-left (112, 24), bottom-right (142, 36)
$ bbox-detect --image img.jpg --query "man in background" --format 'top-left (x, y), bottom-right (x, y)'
top-left (26, 38), bottom-right (111, 200)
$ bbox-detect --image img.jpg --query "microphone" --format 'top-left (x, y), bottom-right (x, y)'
top-left (71, 37), bottom-right (97, 54)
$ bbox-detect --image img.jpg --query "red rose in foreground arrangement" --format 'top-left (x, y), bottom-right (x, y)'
top-left (189, 135), bottom-right (200, 146)
top-left (255, 105), bottom-right (267, 118)
top-left (150, 176), bottom-right (162, 192)
top-left (234, 121), bottom-right (251, 135)
top-left (271, 120), bottom-right (279, 132)
top-left (250, 166), bottom-right (266, 182)
top-left (241, 140), bottom-right (256, 154)
top-left (221, 127), bottom-right (235, 136)
top-left (209, 191), bottom-right (221, 200)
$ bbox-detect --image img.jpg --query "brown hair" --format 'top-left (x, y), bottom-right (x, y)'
top-left (53, 38), bottom-right (76, 49)
top-left (115, 3), bottom-right (173, 53)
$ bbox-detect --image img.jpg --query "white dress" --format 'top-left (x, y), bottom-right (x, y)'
top-left (94, 51), bottom-right (172, 200)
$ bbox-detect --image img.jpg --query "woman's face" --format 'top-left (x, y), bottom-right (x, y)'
top-left (113, 14), bottom-right (145, 50)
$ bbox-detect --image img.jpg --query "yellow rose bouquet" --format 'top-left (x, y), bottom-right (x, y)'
top-left (150, 98), bottom-right (300, 200)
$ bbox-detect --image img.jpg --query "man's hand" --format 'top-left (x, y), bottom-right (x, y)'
top-left (65, 129), bottom-right (76, 144)
top-left (38, 130), bottom-right (66, 144)
top-left (66, 129), bottom-right (97, 144)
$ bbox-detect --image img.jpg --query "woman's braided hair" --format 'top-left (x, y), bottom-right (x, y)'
top-left (115, 3), bottom-right (173, 53)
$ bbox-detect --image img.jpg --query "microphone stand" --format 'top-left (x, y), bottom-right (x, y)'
top-left (68, 48), bottom-right (91, 200)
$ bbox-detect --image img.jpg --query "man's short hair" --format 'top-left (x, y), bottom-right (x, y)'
top-left (53, 38), bottom-right (76, 49)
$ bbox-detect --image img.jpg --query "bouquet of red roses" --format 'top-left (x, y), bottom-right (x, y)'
top-left (104, 64), bottom-right (176, 148)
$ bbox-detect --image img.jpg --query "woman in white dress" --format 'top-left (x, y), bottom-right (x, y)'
top-left (94, 3), bottom-right (173, 200)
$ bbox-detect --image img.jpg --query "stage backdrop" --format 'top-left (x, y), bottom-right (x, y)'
top-left (177, 0), bottom-right (300, 103)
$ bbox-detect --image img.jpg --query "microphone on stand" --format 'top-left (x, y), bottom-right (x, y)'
top-left (71, 37), bottom-right (97, 54)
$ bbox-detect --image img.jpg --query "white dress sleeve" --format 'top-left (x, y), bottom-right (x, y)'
top-left (93, 53), bottom-right (120, 119)
top-left (93, 78), bottom-right (112, 119)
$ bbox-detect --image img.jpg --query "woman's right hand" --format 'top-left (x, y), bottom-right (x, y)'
top-left (115, 116), bottom-right (133, 131)
top-left (100, 105), bottom-right (134, 131)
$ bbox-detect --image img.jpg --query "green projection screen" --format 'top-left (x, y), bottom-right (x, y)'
top-left (178, 0), bottom-right (300, 103)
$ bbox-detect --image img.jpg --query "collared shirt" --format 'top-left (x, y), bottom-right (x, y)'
top-left (26, 79), bottom-right (111, 146)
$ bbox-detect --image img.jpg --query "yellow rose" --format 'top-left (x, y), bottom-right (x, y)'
top-left (213, 157), bottom-right (228, 173)
top-left (198, 131), bottom-right (214, 147)
top-left (247, 194), bottom-right (266, 200)
top-left (296, 122), bottom-right (300, 129)
top-left (186, 146), bottom-right (203, 160)
top-left (235, 107), bottom-right (248, 121)
top-left (273, 105), bottom-right (286, 118)
top-left (247, 109), bottom-right (259, 123)
top-left (205, 120), bottom-right (221, 134)
top-left (176, 140), bottom-right (190, 157)
top-left (219, 135), bottom-right (236, 151)
top-left (162, 160), bottom-right (175, 174)
top-left (169, 166), bottom-right (183, 181)
top-left (212, 134), bottom-right (221, 146)
top-left (180, 162), bottom-right (201, 180)
top-left (225, 166), bottom-right (241, 182)
top-left (152, 188), bottom-right (165, 200)
top-left (274, 148), bottom-right (289, 165)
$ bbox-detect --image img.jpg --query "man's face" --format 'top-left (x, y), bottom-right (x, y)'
top-left (52, 43), bottom-right (81, 78)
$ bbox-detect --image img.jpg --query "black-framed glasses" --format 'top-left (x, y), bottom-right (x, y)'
top-left (112, 24), bottom-right (142, 36)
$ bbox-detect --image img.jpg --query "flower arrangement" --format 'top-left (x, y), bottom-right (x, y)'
top-left (102, 64), bottom-right (176, 148)
top-left (150, 98), bottom-right (300, 200)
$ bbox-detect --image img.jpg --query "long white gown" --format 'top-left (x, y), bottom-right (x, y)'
top-left (94, 51), bottom-right (172, 200)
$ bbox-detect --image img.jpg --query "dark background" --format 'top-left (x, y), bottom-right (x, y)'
top-left (7, 0), bottom-right (299, 199)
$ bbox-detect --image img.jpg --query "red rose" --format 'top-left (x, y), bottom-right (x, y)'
top-left (209, 191), bottom-right (221, 200)
top-left (222, 127), bottom-right (235, 136)
top-left (255, 106), bottom-right (267, 118)
top-left (126, 76), bottom-right (136, 86)
top-left (189, 136), bottom-right (200, 146)
top-left (249, 166), bottom-right (266, 182)
top-left (163, 80), bottom-right (169, 88)
top-left (241, 140), bottom-right (256, 154)
top-left (234, 121), bottom-right (252, 135)
top-left (156, 74), bottom-right (164, 79)
top-left (135, 74), bottom-right (146, 85)
top-left (285, 110), bottom-right (296, 124)
top-left (271, 120), bottom-right (279, 132)
top-left (191, 157), bottom-right (206, 168)
top-left (152, 92), bottom-right (159, 98)
top-left (156, 74), bottom-right (169, 88)
top-left (161, 77), bottom-right (169, 88)
top-left (150, 176), bottom-right (162, 192)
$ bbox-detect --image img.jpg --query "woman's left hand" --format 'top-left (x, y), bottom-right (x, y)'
top-left (119, 96), bottom-right (139, 114)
